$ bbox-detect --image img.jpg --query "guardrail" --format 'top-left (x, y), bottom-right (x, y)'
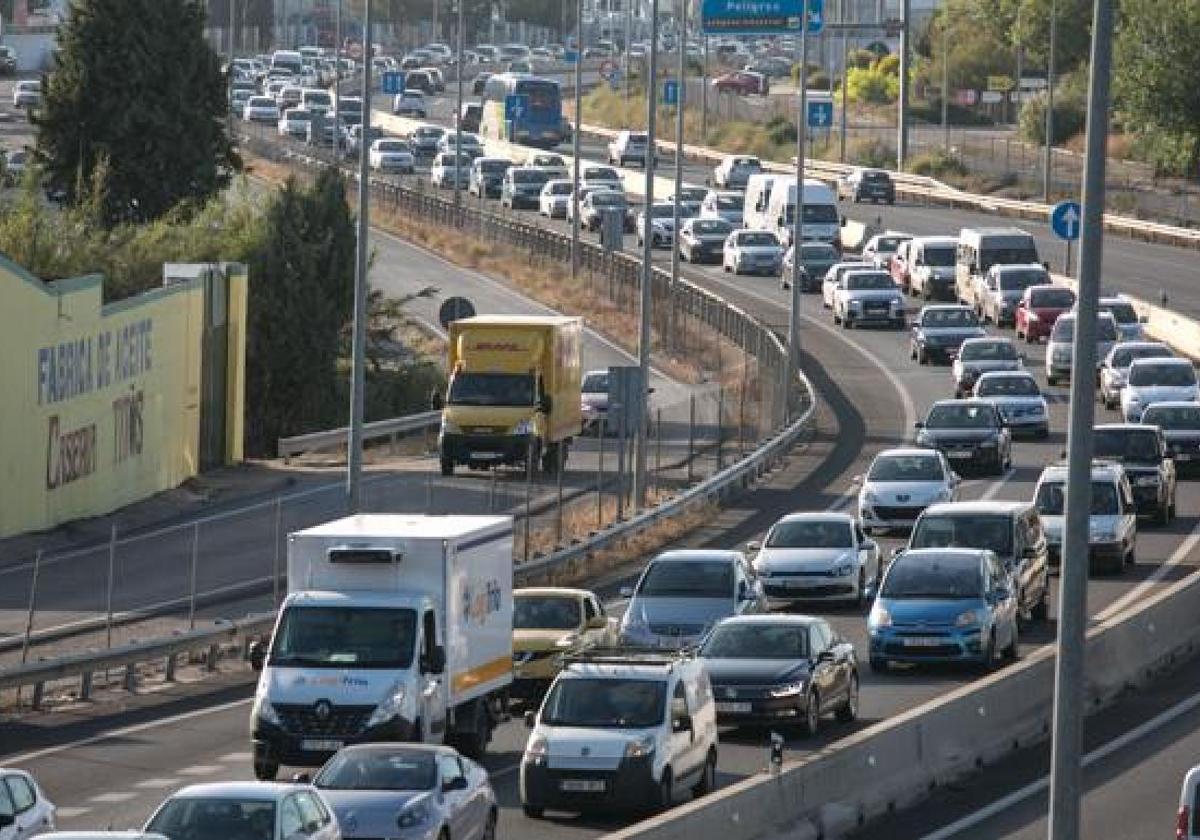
top-left (0, 614), bottom-right (275, 710)
top-left (277, 410), bottom-right (440, 459)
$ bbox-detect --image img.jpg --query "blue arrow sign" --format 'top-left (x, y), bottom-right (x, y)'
top-left (505, 93), bottom-right (528, 123)
top-left (1050, 200), bottom-right (1082, 241)
top-left (807, 99), bottom-right (833, 128)
top-left (381, 70), bottom-right (404, 95)
top-left (701, 0), bottom-right (823, 35)
top-left (663, 79), bottom-right (680, 106)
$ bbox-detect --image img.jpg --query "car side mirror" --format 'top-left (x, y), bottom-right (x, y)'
top-left (738, 580), bottom-right (749, 600)
top-left (672, 716), bottom-right (693, 733)
top-left (539, 394), bottom-right (553, 414)
top-left (587, 615), bottom-right (608, 630)
top-left (431, 390), bottom-right (444, 410)
top-left (1022, 545), bottom-right (1039, 559)
top-left (524, 710), bottom-right (537, 728)
top-left (423, 645), bottom-right (446, 675)
top-left (860, 539), bottom-right (878, 553)
top-left (291, 772), bottom-right (312, 783)
top-left (1043, 261), bottom-right (1051, 271)
top-left (914, 420), bottom-right (925, 429)
top-left (951, 473), bottom-right (961, 486)
top-left (891, 547), bottom-right (905, 559)
top-left (249, 640), bottom-right (266, 671)
top-left (746, 540), bottom-right (762, 553)
top-left (0, 815), bottom-right (14, 829)
top-left (442, 775), bottom-right (469, 793)
top-left (817, 650), bottom-right (835, 663)
top-left (840, 216), bottom-right (847, 227)
top-left (1140, 314), bottom-right (1149, 323)
top-left (619, 585), bottom-right (634, 598)
top-left (992, 587), bottom-right (1011, 602)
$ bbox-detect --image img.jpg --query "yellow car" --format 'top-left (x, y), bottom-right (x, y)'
top-left (512, 587), bottom-right (618, 702)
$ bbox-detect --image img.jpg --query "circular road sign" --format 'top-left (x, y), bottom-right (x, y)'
top-left (599, 59), bottom-right (617, 82)
top-left (438, 296), bottom-right (477, 329)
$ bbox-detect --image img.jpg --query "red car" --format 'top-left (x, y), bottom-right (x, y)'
top-left (1015, 284), bottom-right (1077, 343)
top-left (711, 70), bottom-right (768, 95)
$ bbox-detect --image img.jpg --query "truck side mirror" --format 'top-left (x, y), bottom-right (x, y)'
top-left (431, 390), bottom-right (444, 410)
top-left (424, 645), bottom-right (446, 675)
top-left (539, 394), bottom-right (553, 414)
top-left (249, 640), bottom-right (266, 671)
top-left (524, 710), bottom-right (537, 728)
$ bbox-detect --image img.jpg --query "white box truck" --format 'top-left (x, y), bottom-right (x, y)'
top-left (249, 514), bottom-right (514, 779)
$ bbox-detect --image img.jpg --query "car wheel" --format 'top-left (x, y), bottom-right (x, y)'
top-left (854, 569), bottom-right (867, 610)
top-left (1047, 375), bottom-right (1058, 386)
top-left (842, 314), bottom-right (853, 329)
top-left (522, 803), bottom-right (545, 819)
top-left (253, 760), bottom-right (278, 781)
top-left (1004, 622), bottom-right (1019, 661)
top-left (832, 311), bottom-right (842, 325)
top-left (836, 672), bottom-right (859, 723)
top-left (799, 689), bottom-right (821, 737)
top-left (440, 457), bottom-right (454, 477)
top-left (692, 748), bottom-right (717, 797)
top-left (910, 343), bottom-right (918, 361)
top-left (1031, 582), bottom-right (1050, 622)
top-left (918, 347), bottom-right (929, 365)
top-left (978, 632), bottom-right (997, 672)
top-left (1157, 499), bottom-right (1171, 526)
top-left (482, 810), bottom-right (497, 840)
top-left (655, 768), bottom-right (674, 812)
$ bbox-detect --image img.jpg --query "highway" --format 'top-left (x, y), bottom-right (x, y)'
top-left (10, 90), bottom-right (1200, 839)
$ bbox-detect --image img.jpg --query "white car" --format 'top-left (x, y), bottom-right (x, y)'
top-left (12, 80), bottom-right (40, 108)
top-left (712, 154), bottom-right (762, 189)
top-left (1180, 764), bottom-right (1200, 840)
top-left (637, 202), bottom-right (678, 248)
top-left (973, 370), bottom-right (1049, 437)
top-left (1045, 312), bottom-right (1120, 386)
top-left (1099, 295), bottom-right (1146, 342)
top-left (526, 152), bottom-right (569, 180)
top-left (538, 178), bottom-right (573, 218)
top-left (952, 336), bottom-right (1024, 397)
top-left (699, 190), bottom-right (745, 225)
top-left (437, 131), bottom-right (483, 158)
top-left (821, 260), bottom-right (871, 309)
top-left (1121, 357), bottom-right (1199, 422)
top-left (144, 783), bottom-right (339, 840)
top-left (242, 95), bottom-right (280, 123)
top-left (277, 107), bottom-right (312, 137)
top-left (580, 368), bottom-right (609, 433)
top-left (1033, 460), bottom-right (1136, 573)
top-left (748, 512), bottom-right (881, 608)
top-left (430, 152), bottom-right (470, 188)
top-left (392, 89), bottom-right (428, 117)
top-left (1098, 341), bottom-right (1174, 410)
top-left (831, 269), bottom-right (905, 330)
top-left (580, 163), bottom-right (623, 194)
top-left (368, 138), bottom-right (415, 173)
top-left (0, 769), bottom-right (55, 839)
top-left (860, 232), bottom-right (911, 270)
top-left (723, 229), bottom-right (783, 275)
top-left (858, 447), bottom-right (960, 534)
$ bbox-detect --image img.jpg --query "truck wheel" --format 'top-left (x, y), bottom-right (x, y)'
top-left (440, 457), bottom-right (454, 477)
top-left (522, 803), bottom-right (544, 819)
top-left (541, 443), bottom-right (560, 475)
top-left (253, 760), bottom-right (278, 781)
top-left (692, 749), bottom-right (717, 797)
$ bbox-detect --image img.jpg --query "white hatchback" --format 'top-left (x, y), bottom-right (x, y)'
top-left (1121, 357), bottom-right (1199, 422)
top-left (858, 447), bottom-right (960, 533)
top-left (0, 769), bottom-right (55, 840)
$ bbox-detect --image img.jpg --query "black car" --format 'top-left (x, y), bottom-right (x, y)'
top-left (915, 399), bottom-right (1012, 475)
top-left (910, 305), bottom-right (987, 365)
top-left (1140, 402), bottom-right (1200, 475)
top-left (843, 168), bottom-right (895, 204)
top-left (409, 126), bottom-right (446, 158)
top-left (697, 615), bottom-right (857, 737)
top-left (405, 69), bottom-right (436, 94)
top-left (0, 47), bottom-right (17, 75)
top-left (679, 217), bottom-right (734, 264)
top-left (1092, 424), bottom-right (1176, 524)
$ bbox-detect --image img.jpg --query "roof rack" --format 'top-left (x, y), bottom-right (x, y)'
top-left (560, 647), bottom-right (693, 669)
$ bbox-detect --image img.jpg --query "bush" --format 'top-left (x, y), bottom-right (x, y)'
top-left (909, 98), bottom-right (995, 126)
top-left (1129, 129), bottom-right (1200, 178)
top-left (1018, 92), bottom-right (1086, 145)
top-left (907, 149), bottom-right (969, 178)
top-left (849, 138), bottom-right (897, 169)
top-left (846, 65), bottom-right (899, 104)
top-left (849, 48), bottom-right (877, 69)
top-left (809, 70), bottom-right (831, 89)
top-left (765, 114), bottom-right (798, 146)
top-left (875, 54), bottom-right (900, 76)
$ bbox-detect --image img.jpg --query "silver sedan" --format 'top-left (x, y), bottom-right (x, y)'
top-left (313, 744), bottom-right (496, 840)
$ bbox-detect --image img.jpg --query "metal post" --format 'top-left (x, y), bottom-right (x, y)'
top-left (616, 423), bottom-right (627, 520)
top-left (941, 12), bottom-right (949, 153)
top-left (701, 36), bottom-right (709, 140)
top-left (716, 385), bottom-right (725, 471)
top-left (839, 2), bottom-right (848, 163)
top-left (739, 353), bottom-right (748, 455)
top-left (570, 0), bottom-right (584, 279)
top-left (333, 0), bottom-right (342, 158)
top-left (105, 524), bottom-right (117, 650)
top-left (20, 550), bottom-right (42, 666)
top-left (346, 0), bottom-right (373, 510)
top-left (1047, 0), bottom-right (1112, 836)
top-left (897, 0), bottom-right (910, 169)
top-left (786, 0), bottom-right (810, 418)
top-left (228, 0), bottom-right (236, 61)
top-left (1015, 5), bottom-right (1023, 128)
top-left (272, 497), bottom-right (283, 607)
top-left (669, 0), bottom-right (686, 351)
top-left (524, 448), bottom-right (533, 563)
top-left (597, 416), bottom-right (606, 528)
top-left (188, 522), bottom-right (200, 630)
top-left (556, 445), bottom-right (564, 545)
top-left (1064, 238), bottom-right (1073, 277)
top-left (654, 407), bottom-right (662, 497)
top-left (687, 393), bottom-right (695, 483)
top-left (453, 0), bottom-right (465, 208)
top-left (623, 0), bottom-right (633, 104)
top-left (632, 0), bottom-right (660, 511)
top-left (1043, 0), bottom-right (1057, 203)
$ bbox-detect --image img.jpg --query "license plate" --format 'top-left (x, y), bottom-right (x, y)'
top-left (560, 779), bottom-right (606, 792)
top-left (786, 579), bottom-right (811, 589)
top-left (473, 452), bottom-right (503, 460)
top-left (904, 637), bottom-right (945, 647)
top-left (301, 739), bottom-right (343, 752)
top-left (947, 450), bottom-right (973, 459)
top-left (716, 702), bottom-right (752, 713)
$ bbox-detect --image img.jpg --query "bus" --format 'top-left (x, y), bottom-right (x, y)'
top-left (480, 73), bottom-right (564, 149)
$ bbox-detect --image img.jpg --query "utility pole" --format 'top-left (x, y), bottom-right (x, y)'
top-left (668, 0), bottom-right (686, 348)
top-left (623, 0), bottom-right (633, 104)
top-left (570, 0), bottom-right (584, 279)
top-left (453, 0), bottom-right (465, 207)
top-left (333, 0), bottom-right (342, 158)
top-left (941, 10), bottom-right (949, 153)
top-left (346, 0), bottom-right (373, 511)
top-left (896, 0), bottom-right (910, 169)
top-left (1043, 0), bottom-right (1057, 202)
top-left (839, 0), bottom-right (848, 162)
top-left (786, 0), bottom-right (810, 416)
top-left (632, 0), bottom-right (659, 510)
top-left (433, 0), bottom-right (440, 43)
top-left (1046, 0), bottom-right (1113, 838)
top-left (228, 0), bottom-right (236, 61)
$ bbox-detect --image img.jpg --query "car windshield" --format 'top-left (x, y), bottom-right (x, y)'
top-left (480, 160), bottom-right (509, 173)
top-left (738, 232), bottom-right (778, 247)
top-left (845, 273), bottom-right (894, 290)
top-left (581, 372), bottom-right (608, 393)
top-left (638, 559), bottom-right (733, 598)
top-left (868, 454), bottom-right (943, 482)
top-left (1051, 317), bottom-right (1119, 343)
top-left (1129, 363), bottom-right (1196, 387)
top-left (692, 220), bottom-right (732, 235)
top-left (269, 606), bottom-right (417, 668)
top-left (961, 341), bottom-right (1018, 361)
top-left (875, 236), bottom-right (906, 252)
top-left (1111, 346), bottom-right (1172, 368)
top-left (801, 244), bottom-right (837, 260)
top-left (1094, 429), bottom-right (1161, 461)
top-left (921, 309), bottom-right (979, 328)
top-left (147, 798), bottom-right (276, 840)
top-left (977, 375), bottom-right (1039, 396)
top-left (591, 192), bottom-right (625, 207)
top-left (927, 404), bottom-right (997, 429)
top-left (922, 246), bottom-right (955, 267)
top-left (715, 194), bottom-right (744, 209)
top-left (532, 155), bottom-right (565, 167)
top-left (587, 167), bottom-right (619, 180)
top-left (314, 749), bottom-right (437, 791)
top-left (1101, 302), bottom-right (1138, 324)
top-left (765, 519), bottom-right (853, 548)
top-left (514, 595), bottom-right (582, 630)
top-left (910, 515), bottom-right (1013, 556)
top-left (1035, 480), bottom-right (1119, 516)
top-left (305, 91), bottom-right (331, 105)
top-left (448, 372), bottom-right (534, 406)
top-left (700, 623), bottom-right (810, 659)
top-left (681, 188), bottom-right (707, 201)
top-left (1142, 405), bottom-right (1200, 429)
top-left (980, 245), bottom-right (1039, 270)
top-left (1029, 287), bottom-right (1075, 308)
top-left (377, 141), bottom-right (407, 152)
top-left (998, 271), bottom-right (1044, 291)
top-left (881, 556), bottom-right (983, 599)
top-left (547, 181), bottom-right (572, 195)
top-left (541, 678), bottom-right (665, 728)
top-left (783, 204), bottom-right (839, 224)
top-left (287, 109), bottom-right (311, 120)
top-left (649, 204), bottom-right (675, 218)
top-left (248, 97), bottom-right (274, 107)
top-left (415, 127), bottom-right (442, 138)
top-left (438, 154), bottom-right (470, 166)
top-left (513, 169), bottom-right (550, 184)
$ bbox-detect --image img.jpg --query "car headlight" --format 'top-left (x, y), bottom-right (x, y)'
top-left (1027, 311), bottom-right (1040, 321)
top-left (253, 697), bottom-right (281, 726)
top-left (514, 419), bottom-right (535, 435)
top-left (1135, 475), bottom-right (1159, 487)
top-left (955, 609), bottom-right (979, 628)
top-left (366, 685), bottom-right (406, 727)
top-left (869, 605), bottom-right (892, 628)
top-left (769, 681), bottom-right (807, 698)
top-left (396, 795), bottom-right (433, 829)
top-left (440, 419), bottom-right (461, 435)
top-left (526, 735), bottom-right (549, 758)
top-left (624, 735), bottom-right (656, 758)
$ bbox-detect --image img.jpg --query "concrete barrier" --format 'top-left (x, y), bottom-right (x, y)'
top-left (606, 567), bottom-right (1200, 840)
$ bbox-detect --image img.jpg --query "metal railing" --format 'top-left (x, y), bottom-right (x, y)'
top-left (277, 410), bottom-right (440, 459)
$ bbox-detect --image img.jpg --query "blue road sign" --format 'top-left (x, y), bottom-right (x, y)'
top-left (565, 49), bottom-right (579, 64)
top-left (381, 70), bottom-right (404, 95)
top-left (664, 79), bottom-right (680, 106)
top-left (807, 99), bottom-right (833, 128)
top-left (505, 93), bottom-right (528, 122)
top-left (701, 0), bottom-right (823, 36)
top-left (1050, 200), bottom-right (1082, 241)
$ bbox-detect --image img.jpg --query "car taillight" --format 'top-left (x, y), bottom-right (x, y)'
top-left (1179, 805), bottom-right (1190, 839)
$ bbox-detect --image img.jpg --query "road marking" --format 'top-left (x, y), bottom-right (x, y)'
top-left (177, 764), bottom-right (223, 776)
top-left (55, 807), bottom-right (92, 819)
top-left (1094, 522), bottom-right (1200, 623)
top-left (134, 778), bottom-right (181, 790)
top-left (918, 683), bottom-right (1200, 839)
top-left (88, 791), bottom-right (137, 804)
top-left (218, 752), bottom-right (253, 763)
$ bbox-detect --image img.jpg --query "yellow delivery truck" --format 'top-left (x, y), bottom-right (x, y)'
top-left (439, 315), bottom-right (583, 476)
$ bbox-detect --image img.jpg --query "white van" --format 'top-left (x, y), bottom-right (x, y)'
top-left (743, 173), bottom-right (839, 249)
top-left (300, 88), bottom-right (333, 115)
top-left (1180, 764), bottom-right (1200, 839)
top-left (271, 49), bottom-right (304, 77)
top-left (520, 649), bottom-right (718, 818)
top-left (955, 227), bottom-right (1040, 307)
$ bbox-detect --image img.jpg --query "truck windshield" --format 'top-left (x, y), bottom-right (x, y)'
top-left (922, 246), bottom-right (955, 267)
top-left (1035, 480), bottom-right (1118, 516)
top-left (980, 245), bottom-right (1038, 270)
top-left (447, 372), bottom-right (534, 406)
top-left (541, 678), bottom-right (665, 728)
top-left (270, 606), bottom-right (417, 668)
top-left (910, 515), bottom-right (1013, 556)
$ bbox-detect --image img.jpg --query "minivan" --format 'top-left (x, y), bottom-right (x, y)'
top-left (743, 173), bottom-right (839, 249)
top-left (955, 227), bottom-right (1040, 309)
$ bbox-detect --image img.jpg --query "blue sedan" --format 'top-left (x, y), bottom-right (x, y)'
top-left (867, 548), bottom-right (1019, 672)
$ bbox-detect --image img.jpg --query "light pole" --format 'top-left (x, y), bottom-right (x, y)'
top-left (453, 0), bottom-right (465, 207)
top-left (839, 0), bottom-right (848, 162)
top-left (570, 0), bottom-right (584, 279)
top-left (785, 0), bottom-right (811, 416)
top-left (1043, 0), bottom-right (1057, 202)
top-left (941, 10), bottom-right (949, 153)
top-left (668, 0), bottom-right (686, 349)
top-left (346, 0), bottom-right (373, 511)
top-left (632, 0), bottom-right (659, 511)
top-left (1046, 1), bottom-right (1113, 838)
top-left (333, 0), bottom-right (342, 159)
top-left (896, 0), bottom-right (910, 169)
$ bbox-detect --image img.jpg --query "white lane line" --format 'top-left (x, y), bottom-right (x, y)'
top-left (978, 467), bottom-right (1016, 502)
top-left (4, 697), bottom-right (254, 766)
top-left (218, 752), bottom-right (253, 763)
top-left (177, 764), bottom-right (223, 776)
top-left (88, 791), bottom-right (138, 804)
top-left (1094, 524), bottom-right (1200, 624)
top-left (134, 779), bottom-right (182, 790)
top-left (918, 685), bottom-right (1200, 840)
top-left (55, 807), bottom-right (92, 819)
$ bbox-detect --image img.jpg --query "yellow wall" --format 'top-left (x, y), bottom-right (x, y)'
top-left (0, 258), bottom-right (246, 538)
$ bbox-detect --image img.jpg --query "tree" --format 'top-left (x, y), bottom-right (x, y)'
top-left (34, 0), bottom-right (238, 226)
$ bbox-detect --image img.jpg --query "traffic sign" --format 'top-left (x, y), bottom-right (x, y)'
top-left (599, 59), bottom-right (617, 81)
top-left (565, 49), bottom-right (579, 64)
top-left (807, 99), bottom-right (833, 128)
top-left (1050, 200), bottom-right (1082, 241)
top-left (438, 296), bottom-right (476, 329)
top-left (504, 93), bottom-right (528, 122)
top-left (663, 79), bottom-right (680, 106)
top-left (701, 0), bottom-right (823, 36)
top-left (381, 70), bottom-right (404, 94)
